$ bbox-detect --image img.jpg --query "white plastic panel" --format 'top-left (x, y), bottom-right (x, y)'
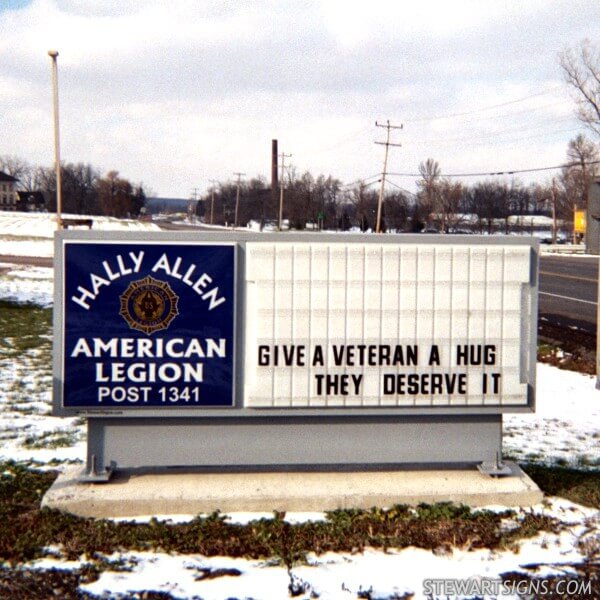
top-left (245, 243), bottom-right (533, 409)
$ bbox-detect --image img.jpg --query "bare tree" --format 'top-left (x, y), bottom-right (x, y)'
top-left (416, 158), bottom-right (441, 228)
top-left (383, 190), bottom-right (410, 232)
top-left (507, 180), bottom-right (534, 216)
top-left (97, 171), bottom-right (136, 218)
top-left (0, 155), bottom-right (31, 180)
top-left (466, 181), bottom-right (511, 234)
top-left (559, 40), bottom-right (600, 137)
top-left (561, 134), bottom-right (600, 210)
top-left (62, 162), bottom-right (100, 214)
top-left (349, 182), bottom-right (378, 231)
top-left (437, 179), bottom-right (464, 232)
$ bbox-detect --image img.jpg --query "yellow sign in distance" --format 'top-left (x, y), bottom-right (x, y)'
top-left (574, 209), bottom-right (586, 234)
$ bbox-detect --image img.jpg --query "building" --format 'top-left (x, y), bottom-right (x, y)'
top-left (0, 171), bottom-right (18, 211)
top-left (586, 177), bottom-right (600, 254)
top-left (16, 191), bottom-right (46, 212)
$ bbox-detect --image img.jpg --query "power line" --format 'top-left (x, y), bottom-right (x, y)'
top-left (386, 159), bottom-right (600, 179)
top-left (310, 125), bottom-right (373, 155)
top-left (341, 174), bottom-right (381, 189)
top-left (385, 179), bottom-right (417, 197)
top-left (405, 86), bottom-right (564, 123)
top-left (438, 99), bottom-right (571, 125)
top-left (406, 122), bottom-right (579, 147)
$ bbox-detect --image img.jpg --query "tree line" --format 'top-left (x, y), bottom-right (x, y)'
top-left (2, 134), bottom-right (596, 234)
top-left (0, 156), bottom-right (147, 218)
top-left (194, 134), bottom-right (598, 234)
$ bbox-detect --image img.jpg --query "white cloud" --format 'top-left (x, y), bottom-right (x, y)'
top-left (1, 0), bottom-right (598, 196)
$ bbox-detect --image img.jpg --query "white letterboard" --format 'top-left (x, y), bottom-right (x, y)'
top-left (244, 242), bottom-right (534, 409)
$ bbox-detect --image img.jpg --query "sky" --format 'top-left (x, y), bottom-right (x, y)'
top-left (1, 0), bottom-right (599, 199)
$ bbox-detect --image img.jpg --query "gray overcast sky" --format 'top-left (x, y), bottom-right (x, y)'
top-left (1, 0), bottom-right (599, 198)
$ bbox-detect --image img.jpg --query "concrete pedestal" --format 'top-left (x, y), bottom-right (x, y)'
top-left (42, 462), bottom-right (543, 519)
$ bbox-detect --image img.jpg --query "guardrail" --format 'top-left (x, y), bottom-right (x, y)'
top-left (539, 244), bottom-right (585, 254)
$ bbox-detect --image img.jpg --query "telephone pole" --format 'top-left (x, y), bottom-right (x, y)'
top-left (279, 152), bottom-right (292, 231)
top-left (233, 172), bottom-right (245, 228)
top-left (189, 188), bottom-right (200, 222)
top-left (374, 120), bottom-right (403, 233)
top-left (550, 177), bottom-right (558, 244)
top-left (208, 179), bottom-right (218, 225)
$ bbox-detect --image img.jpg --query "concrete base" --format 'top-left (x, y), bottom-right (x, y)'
top-left (42, 462), bottom-right (543, 519)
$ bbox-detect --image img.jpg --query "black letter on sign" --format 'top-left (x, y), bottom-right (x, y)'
top-left (312, 345), bottom-right (324, 366)
top-left (258, 345), bottom-right (270, 366)
top-left (428, 345), bottom-right (440, 366)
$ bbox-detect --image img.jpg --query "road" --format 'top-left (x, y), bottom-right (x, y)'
top-left (539, 254), bottom-right (598, 335)
top-left (0, 255), bottom-right (52, 268)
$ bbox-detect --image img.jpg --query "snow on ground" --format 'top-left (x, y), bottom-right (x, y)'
top-left (0, 225), bottom-right (598, 599)
top-left (0, 211), bottom-right (160, 238)
top-left (0, 238), bottom-right (54, 257)
top-left (504, 364), bottom-right (600, 468)
top-left (25, 499), bottom-right (598, 599)
top-left (0, 211), bottom-right (159, 258)
top-left (0, 263), bottom-right (53, 306)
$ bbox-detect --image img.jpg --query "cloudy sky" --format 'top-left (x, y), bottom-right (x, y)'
top-left (1, 0), bottom-right (599, 198)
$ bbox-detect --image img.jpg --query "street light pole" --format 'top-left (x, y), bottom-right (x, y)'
top-left (550, 177), bottom-right (557, 245)
top-left (233, 172), bottom-right (245, 228)
top-left (209, 179), bottom-right (218, 225)
top-left (48, 50), bottom-right (62, 229)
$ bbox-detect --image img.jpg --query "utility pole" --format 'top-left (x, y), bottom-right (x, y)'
top-left (233, 172), bottom-right (245, 228)
top-left (189, 188), bottom-right (199, 222)
top-left (278, 152), bottom-right (292, 231)
top-left (374, 120), bottom-right (403, 233)
top-left (550, 178), bottom-right (557, 244)
top-left (208, 179), bottom-right (218, 225)
top-left (271, 139), bottom-right (278, 223)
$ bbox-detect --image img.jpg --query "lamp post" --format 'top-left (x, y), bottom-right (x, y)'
top-left (48, 50), bottom-right (62, 229)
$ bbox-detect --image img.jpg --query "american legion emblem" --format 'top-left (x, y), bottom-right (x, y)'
top-left (119, 275), bottom-right (179, 335)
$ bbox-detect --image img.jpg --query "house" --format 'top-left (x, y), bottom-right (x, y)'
top-left (16, 190), bottom-right (46, 212)
top-left (0, 171), bottom-right (18, 211)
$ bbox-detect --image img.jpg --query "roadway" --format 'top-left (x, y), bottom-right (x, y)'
top-left (539, 254), bottom-right (598, 335)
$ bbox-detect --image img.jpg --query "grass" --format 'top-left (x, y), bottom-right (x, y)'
top-left (0, 461), bottom-right (559, 567)
top-left (0, 301), bottom-right (51, 361)
top-left (0, 462), bottom-right (600, 600)
top-left (523, 464), bottom-right (600, 509)
top-left (22, 429), bottom-right (79, 450)
top-left (1, 461), bottom-right (597, 598)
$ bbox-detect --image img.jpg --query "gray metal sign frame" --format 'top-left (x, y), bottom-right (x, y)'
top-left (53, 231), bottom-right (538, 480)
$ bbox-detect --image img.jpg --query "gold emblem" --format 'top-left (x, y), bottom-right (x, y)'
top-left (119, 276), bottom-right (179, 335)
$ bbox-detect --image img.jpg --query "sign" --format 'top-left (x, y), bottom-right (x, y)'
top-left (244, 242), bottom-right (534, 408)
top-left (61, 241), bottom-right (236, 408)
top-left (53, 233), bottom-right (537, 478)
top-left (574, 209), bottom-right (586, 234)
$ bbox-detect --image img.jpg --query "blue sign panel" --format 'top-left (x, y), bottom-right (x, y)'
top-left (62, 242), bottom-right (236, 408)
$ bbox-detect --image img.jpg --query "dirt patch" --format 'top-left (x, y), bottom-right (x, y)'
top-left (538, 322), bottom-right (596, 375)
